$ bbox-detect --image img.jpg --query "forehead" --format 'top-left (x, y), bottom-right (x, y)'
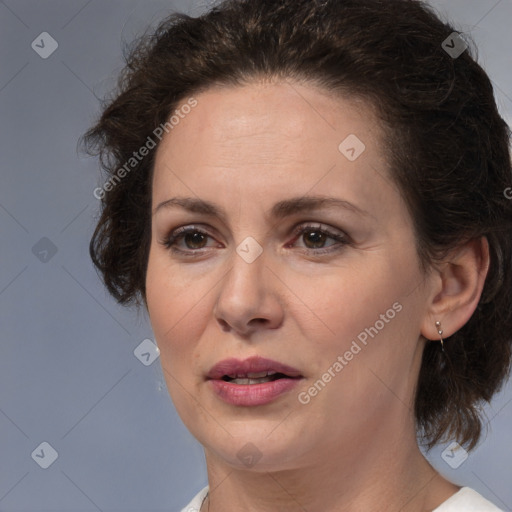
top-left (157, 81), bottom-right (376, 152)
top-left (151, 81), bottom-right (396, 218)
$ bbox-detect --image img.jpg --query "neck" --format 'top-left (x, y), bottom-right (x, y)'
top-left (201, 418), bottom-right (458, 512)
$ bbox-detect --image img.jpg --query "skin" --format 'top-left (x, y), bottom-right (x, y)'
top-left (145, 80), bottom-right (489, 512)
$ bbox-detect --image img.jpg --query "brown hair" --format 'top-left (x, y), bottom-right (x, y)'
top-left (83, 0), bottom-right (512, 450)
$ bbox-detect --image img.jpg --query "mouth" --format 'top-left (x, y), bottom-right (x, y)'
top-left (206, 356), bottom-right (304, 406)
top-left (206, 356), bottom-right (303, 382)
top-left (220, 370), bottom-right (295, 385)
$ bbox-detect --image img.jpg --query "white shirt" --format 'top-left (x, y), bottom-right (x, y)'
top-left (180, 486), bottom-right (504, 511)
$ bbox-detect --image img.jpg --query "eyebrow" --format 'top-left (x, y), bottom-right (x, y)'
top-left (153, 196), bottom-right (371, 220)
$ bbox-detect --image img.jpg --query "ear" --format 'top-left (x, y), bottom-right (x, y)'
top-left (420, 237), bottom-right (490, 341)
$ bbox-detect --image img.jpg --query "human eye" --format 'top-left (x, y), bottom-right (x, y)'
top-left (159, 225), bottom-right (222, 256)
top-left (287, 223), bottom-right (350, 255)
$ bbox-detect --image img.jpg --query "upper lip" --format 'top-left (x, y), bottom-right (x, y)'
top-left (206, 356), bottom-right (303, 380)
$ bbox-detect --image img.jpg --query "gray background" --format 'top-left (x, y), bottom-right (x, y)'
top-left (0, 1), bottom-right (511, 510)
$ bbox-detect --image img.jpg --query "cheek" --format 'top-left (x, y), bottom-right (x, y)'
top-left (283, 259), bottom-right (402, 338)
top-left (145, 248), bottom-right (210, 369)
top-left (146, 253), bottom-right (217, 425)
top-left (286, 254), bottom-right (422, 389)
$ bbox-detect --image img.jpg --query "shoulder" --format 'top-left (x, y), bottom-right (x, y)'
top-left (433, 486), bottom-right (504, 512)
top-left (179, 486), bottom-right (209, 512)
top-left (178, 486), bottom-right (505, 511)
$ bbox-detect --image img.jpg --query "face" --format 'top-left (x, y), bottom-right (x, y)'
top-left (146, 81), bottom-right (432, 472)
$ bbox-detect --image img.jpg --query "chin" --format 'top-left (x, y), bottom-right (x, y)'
top-left (199, 422), bottom-right (311, 472)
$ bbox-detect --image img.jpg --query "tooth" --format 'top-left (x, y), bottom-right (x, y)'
top-left (232, 378), bottom-right (249, 384)
top-left (251, 378), bottom-right (267, 384)
top-left (246, 371), bottom-right (269, 378)
top-left (225, 371), bottom-right (279, 380)
top-left (231, 376), bottom-right (274, 385)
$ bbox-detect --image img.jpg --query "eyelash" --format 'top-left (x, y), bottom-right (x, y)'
top-left (160, 223), bottom-right (350, 257)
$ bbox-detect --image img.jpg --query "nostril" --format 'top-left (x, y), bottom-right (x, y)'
top-left (249, 318), bottom-right (267, 325)
top-left (217, 318), bottom-right (230, 331)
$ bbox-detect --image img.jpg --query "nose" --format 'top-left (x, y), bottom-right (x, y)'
top-left (213, 249), bottom-right (284, 337)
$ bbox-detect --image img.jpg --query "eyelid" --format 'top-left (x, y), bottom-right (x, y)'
top-left (160, 224), bottom-right (220, 248)
top-left (160, 222), bottom-right (350, 256)
top-left (290, 222), bottom-right (348, 240)
top-left (287, 222), bottom-right (350, 252)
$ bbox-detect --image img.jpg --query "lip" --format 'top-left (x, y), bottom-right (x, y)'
top-left (207, 356), bottom-right (302, 380)
top-left (206, 356), bottom-right (303, 406)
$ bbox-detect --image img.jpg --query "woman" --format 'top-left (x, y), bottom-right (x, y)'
top-left (83, 0), bottom-right (512, 510)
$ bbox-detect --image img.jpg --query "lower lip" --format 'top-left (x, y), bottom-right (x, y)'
top-left (208, 378), bottom-right (302, 406)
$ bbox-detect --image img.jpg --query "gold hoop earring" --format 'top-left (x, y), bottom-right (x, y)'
top-left (435, 321), bottom-right (444, 352)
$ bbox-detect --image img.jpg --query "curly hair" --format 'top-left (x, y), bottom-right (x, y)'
top-left (82, 0), bottom-right (512, 451)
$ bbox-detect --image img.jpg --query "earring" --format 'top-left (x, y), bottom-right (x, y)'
top-left (435, 321), bottom-right (444, 352)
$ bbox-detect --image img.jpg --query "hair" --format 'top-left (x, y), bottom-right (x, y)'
top-left (83, 0), bottom-right (512, 451)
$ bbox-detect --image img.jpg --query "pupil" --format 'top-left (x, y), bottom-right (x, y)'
top-left (304, 231), bottom-right (326, 248)
top-left (185, 232), bottom-right (207, 249)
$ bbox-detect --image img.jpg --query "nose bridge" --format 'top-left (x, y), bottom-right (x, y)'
top-left (213, 239), bottom-right (283, 333)
top-left (221, 241), bottom-right (267, 310)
